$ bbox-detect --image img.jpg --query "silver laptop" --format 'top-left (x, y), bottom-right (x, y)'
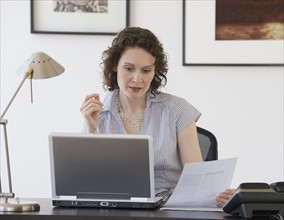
top-left (49, 133), bottom-right (163, 209)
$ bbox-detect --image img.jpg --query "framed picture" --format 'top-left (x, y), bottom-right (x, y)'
top-left (182, 0), bottom-right (284, 66)
top-left (31, 0), bottom-right (129, 35)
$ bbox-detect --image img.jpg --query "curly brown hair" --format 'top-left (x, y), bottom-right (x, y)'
top-left (101, 27), bottom-right (168, 95)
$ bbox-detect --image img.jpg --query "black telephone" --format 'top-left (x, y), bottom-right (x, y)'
top-left (223, 182), bottom-right (284, 218)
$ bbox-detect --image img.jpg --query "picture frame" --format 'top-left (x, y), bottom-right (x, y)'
top-left (182, 0), bottom-right (284, 66)
top-left (31, 0), bottom-right (129, 35)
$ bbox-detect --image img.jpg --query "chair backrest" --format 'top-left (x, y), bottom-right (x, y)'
top-left (197, 126), bottom-right (218, 161)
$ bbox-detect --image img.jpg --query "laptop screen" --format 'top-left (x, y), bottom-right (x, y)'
top-left (49, 133), bottom-right (154, 199)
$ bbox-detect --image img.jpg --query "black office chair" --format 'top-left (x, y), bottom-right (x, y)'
top-left (197, 126), bottom-right (218, 161)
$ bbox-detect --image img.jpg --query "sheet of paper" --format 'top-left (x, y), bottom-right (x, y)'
top-left (160, 157), bottom-right (237, 212)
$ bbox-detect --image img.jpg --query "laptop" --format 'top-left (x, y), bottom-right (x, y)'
top-left (49, 132), bottom-right (163, 209)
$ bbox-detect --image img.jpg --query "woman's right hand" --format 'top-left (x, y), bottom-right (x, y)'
top-left (216, 189), bottom-right (236, 208)
top-left (80, 93), bottom-right (103, 133)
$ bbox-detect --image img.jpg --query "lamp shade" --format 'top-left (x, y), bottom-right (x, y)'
top-left (17, 51), bottom-right (65, 79)
top-left (0, 51), bottom-right (64, 212)
top-left (0, 51), bottom-right (65, 119)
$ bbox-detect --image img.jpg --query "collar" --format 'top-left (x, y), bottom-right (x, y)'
top-left (101, 89), bottom-right (167, 113)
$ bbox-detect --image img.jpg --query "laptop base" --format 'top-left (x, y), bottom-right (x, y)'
top-left (52, 198), bottom-right (163, 209)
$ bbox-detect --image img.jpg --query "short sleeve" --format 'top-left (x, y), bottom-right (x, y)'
top-left (174, 97), bottom-right (201, 133)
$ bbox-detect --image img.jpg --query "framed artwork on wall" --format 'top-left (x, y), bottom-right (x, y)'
top-left (31, 0), bottom-right (129, 35)
top-left (182, 0), bottom-right (284, 66)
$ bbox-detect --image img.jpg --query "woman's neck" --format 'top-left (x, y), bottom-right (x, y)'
top-left (117, 93), bottom-right (146, 114)
top-left (116, 92), bottom-right (147, 134)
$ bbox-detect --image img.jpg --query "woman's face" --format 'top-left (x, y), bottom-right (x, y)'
top-left (116, 47), bottom-right (155, 99)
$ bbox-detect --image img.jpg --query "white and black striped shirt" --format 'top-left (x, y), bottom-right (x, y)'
top-left (89, 89), bottom-right (201, 195)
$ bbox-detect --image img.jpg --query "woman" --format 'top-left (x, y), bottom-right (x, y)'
top-left (80, 27), bottom-right (234, 207)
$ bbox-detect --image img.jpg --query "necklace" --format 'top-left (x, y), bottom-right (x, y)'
top-left (116, 96), bottom-right (144, 130)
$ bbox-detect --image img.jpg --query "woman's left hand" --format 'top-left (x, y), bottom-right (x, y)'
top-left (216, 189), bottom-right (236, 208)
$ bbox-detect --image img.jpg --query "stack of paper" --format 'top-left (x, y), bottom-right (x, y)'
top-left (160, 157), bottom-right (237, 212)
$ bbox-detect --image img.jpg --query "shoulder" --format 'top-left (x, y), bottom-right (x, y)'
top-left (150, 92), bottom-right (192, 108)
top-left (150, 92), bottom-right (201, 121)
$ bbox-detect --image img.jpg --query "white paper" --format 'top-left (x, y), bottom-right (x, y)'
top-left (161, 157), bottom-right (237, 212)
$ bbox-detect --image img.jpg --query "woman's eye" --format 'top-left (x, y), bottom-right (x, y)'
top-left (124, 66), bottom-right (132, 71)
top-left (143, 69), bottom-right (152, 74)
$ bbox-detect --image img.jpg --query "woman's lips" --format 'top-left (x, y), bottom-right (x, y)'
top-left (129, 86), bottom-right (142, 92)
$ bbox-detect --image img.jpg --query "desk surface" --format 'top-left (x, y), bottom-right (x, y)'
top-left (0, 198), bottom-right (269, 220)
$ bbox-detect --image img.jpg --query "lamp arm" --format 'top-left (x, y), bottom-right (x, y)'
top-left (0, 67), bottom-right (33, 120)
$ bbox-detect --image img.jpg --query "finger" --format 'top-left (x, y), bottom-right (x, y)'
top-left (219, 189), bottom-right (235, 198)
top-left (90, 97), bottom-right (103, 106)
top-left (81, 105), bottom-right (102, 115)
top-left (216, 197), bottom-right (223, 208)
top-left (220, 192), bottom-right (232, 200)
top-left (82, 103), bottom-right (103, 116)
top-left (80, 97), bottom-right (103, 112)
top-left (216, 196), bottom-right (228, 208)
top-left (216, 201), bottom-right (223, 208)
top-left (84, 93), bottom-right (101, 102)
top-left (86, 102), bottom-right (103, 113)
top-left (81, 93), bottom-right (101, 109)
top-left (225, 189), bottom-right (236, 195)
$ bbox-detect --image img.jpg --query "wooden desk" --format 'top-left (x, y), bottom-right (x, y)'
top-left (0, 198), bottom-right (268, 220)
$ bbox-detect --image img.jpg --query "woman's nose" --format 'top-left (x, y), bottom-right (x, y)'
top-left (131, 72), bottom-right (142, 83)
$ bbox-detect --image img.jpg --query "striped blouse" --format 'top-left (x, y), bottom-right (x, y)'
top-left (87, 89), bottom-right (201, 196)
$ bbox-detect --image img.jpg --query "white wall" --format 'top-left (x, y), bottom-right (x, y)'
top-left (1, 0), bottom-right (283, 198)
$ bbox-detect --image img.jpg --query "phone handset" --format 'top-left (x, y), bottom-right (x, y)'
top-left (270, 182), bottom-right (284, 193)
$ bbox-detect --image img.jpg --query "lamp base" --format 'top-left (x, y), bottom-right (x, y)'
top-left (0, 200), bottom-right (40, 212)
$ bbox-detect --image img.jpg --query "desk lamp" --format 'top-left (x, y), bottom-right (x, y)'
top-left (0, 51), bottom-right (64, 211)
